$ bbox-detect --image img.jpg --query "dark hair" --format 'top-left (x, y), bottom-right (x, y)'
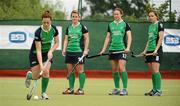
top-left (148, 9), bottom-right (159, 19)
top-left (114, 8), bottom-right (123, 15)
top-left (42, 10), bottom-right (52, 20)
top-left (71, 10), bottom-right (80, 17)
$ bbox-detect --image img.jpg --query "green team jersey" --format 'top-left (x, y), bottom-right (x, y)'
top-left (107, 20), bottom-right (131, 51)
top-left (30, 25), bottom-right (59, 54)
top-left (65, 22), bottom-right (88, 52)
top-left (147, 21), bottom-right (164, 51)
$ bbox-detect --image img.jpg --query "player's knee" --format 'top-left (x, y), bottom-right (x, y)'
top-left (112, 67), bottom-right (118, 72)
top-left (119, 68), bottom-right (125, 72)
top-left (32, 75), bottom-right (40, 80)
top-left (78, 70), bottom-right (84, 73)
top-left (42, 70), bottom-right (49, 77)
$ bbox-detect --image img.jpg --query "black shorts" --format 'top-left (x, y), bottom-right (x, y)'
top-left (108, 50), bottom-right (127, 61)
top-left (65, 52), bottom-right (84, 64)
top-left (29, 52), bottom-right (52, 67)
top-left (145, 48), bottom-right (163, 63)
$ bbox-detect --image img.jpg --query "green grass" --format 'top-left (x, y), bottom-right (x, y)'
top-left (0, 78), bottom-right (180, 106)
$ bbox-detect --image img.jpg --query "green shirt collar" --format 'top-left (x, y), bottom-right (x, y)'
top-left (41, 25), bottom-right (52, 32)
top-left (113, 19), bottom-right (123, 24)
top-left (153, 21), bottom-right (158, 25)
top-left (72, 22), bottom-right (80, 28)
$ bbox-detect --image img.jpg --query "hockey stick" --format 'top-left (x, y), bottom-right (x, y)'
top-left (86, 51), bottom-right (124, 59)
top-left (67, 55), bottom-right (85, 79)
top-left (26, 59), bottom-right (50, 100)
top-left (131, 52), bottom-right (156, 58)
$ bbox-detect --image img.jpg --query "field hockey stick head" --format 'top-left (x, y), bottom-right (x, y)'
top-left (27, 80), bottom-right (38, 100)
top-left (27, 94), bottom-right (32, 100)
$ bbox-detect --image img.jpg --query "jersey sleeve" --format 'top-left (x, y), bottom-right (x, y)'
top-left (107, 24), bottom-right (111, 33)
top-left (65, 26), bottom-right (69, 35)
top-left (34, 28), bottom-right (41, 41)
top-left (52, 25), bottom-right (59, 37)
top-left (125, 22), bottom-right (131, 31)
top-left (158, 22), bottom-right (164, 32)
top-left (82, 24), bottom-right (88, 34)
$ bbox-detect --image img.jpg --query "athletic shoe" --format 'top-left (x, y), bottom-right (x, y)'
top-left (108, 89), bottom-right (120, 95)
top-left (25, 71), bottom-right (32, 88)
top-left (41, 93), bottom-right (49, 100)
top-left (62, 88), bottom-right (74, 94)
top-left (151, 90), bottom-right (162, 96)
top-left (120, 89), bottom-right (128, 96)
top-left (74, 89), bottom-right (84, 95)
top-left (144, 89), bottom-right (155, 96)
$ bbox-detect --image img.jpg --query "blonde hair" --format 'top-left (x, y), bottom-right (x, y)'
top-left (148, 9), bottom-right (159, 19)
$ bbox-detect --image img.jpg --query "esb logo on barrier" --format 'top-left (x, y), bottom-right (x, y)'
top-left (9, 31), bottom-right (26, 43)
top-left (164, 34), bottom-right (180, 46)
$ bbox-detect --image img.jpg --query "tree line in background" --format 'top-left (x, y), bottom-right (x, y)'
top-left (82, 0), bottom-right (179, 22)
top-left (0, 0), bottom-right (65, 20)
top-left (0, 0), bottom-right (179, 22)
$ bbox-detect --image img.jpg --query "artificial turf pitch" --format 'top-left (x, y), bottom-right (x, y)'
top-left (0, 78), bottom-right (180, 106)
